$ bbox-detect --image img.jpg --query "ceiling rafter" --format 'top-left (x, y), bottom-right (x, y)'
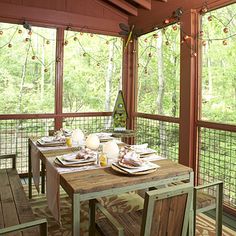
top-left (132, 0), bottom-right (151, 10)
top-left (101, 0), bottom-right (168, 16)
top-left (106, 0), bottom-right (138, 16)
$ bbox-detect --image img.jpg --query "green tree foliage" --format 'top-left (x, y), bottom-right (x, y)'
top-left (137, 24), bottom-right (180, 117)
top-left (63, 31), bottom-right (122, 112)
top-left (201, 3), bottom-right (236, 125)
top-left (0, 23), bottom-right (56, 114)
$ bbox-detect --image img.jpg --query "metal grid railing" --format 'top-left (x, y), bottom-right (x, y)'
top-left (63, 116), bottom-right (113, 134)
top-left (0, 119), bottom-right (54, 173)
top-left (198, 127), bottom-right (236, 209)
top-left (0, 116), bottom-right (113, 173)
top-left (134, 117), bottom-right (179, 162)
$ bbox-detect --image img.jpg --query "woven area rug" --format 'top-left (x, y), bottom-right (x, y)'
top-left (27, 187), bottom-right (236, 236)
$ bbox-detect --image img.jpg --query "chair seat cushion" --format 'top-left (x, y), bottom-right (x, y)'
top-left (197, 191), bottom-right (216, 209)
top-left (96, 210), bottom-right (142, 236)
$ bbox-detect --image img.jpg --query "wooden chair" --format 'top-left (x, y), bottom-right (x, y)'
top-left (193, 181), bottom-right (223, 236)
top-left (91, 183), bottom-right (193, 236)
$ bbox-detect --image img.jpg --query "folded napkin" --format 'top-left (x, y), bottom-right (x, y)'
top-left (75, 148), bottom-right (97, 160)
top-left (120, 151), bottom-right (143, 167)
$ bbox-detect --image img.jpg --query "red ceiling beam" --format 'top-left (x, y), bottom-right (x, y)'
top-left (106, 0), bottom-right (138, 16)
top-left (132, 0), bottom-right (151, 10)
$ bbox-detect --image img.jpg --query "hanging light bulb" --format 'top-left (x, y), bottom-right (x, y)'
top-left (202, 40), bottom-right (207, 46)
top-left (164, 19), bottom-right (170, 24)
top-left (184, 35), bottom-right (191, 40)
top-left (223, 40), bottom-right (228, 45)
top-left (172, 25), bottom-right (178, 31)
top-left (223, 27), bottom-right (229, 33)
top-left (208, 16), bottom-right (213, 21)
top-left (153, 33), bottom-right (158, 38)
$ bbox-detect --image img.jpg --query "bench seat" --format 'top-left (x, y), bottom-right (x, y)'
top-left (0, 155), bottom-right (47, 236)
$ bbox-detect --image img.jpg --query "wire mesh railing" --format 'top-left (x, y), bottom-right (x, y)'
top-left (0, 115), bottom-right (113, 173)
top-left (134, 116), bottom-right (179, 162)
top-left (0, 118), bottom-right (54, 173)
top-left (198, 127), bottom-right (236, 210)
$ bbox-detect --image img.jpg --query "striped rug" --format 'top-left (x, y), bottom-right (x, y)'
top-left (27, 188), bottom-right (236, 236)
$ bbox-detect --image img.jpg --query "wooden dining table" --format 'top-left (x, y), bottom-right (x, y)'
top-left (28, 138), bottom-right (194, 236)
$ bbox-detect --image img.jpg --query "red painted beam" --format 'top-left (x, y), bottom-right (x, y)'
top-left (106, 0), bottom-right (138, 16)
top-left (132, 0), bottom-right (151, 10)
top-left (0, 2), bottom-right (127, 36)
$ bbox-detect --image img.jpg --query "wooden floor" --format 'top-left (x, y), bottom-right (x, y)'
top-left (21, 177), bottom-right (236, 232)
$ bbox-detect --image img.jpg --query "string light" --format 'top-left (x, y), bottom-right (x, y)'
top-left (199, 3), bottom-right (235, 47)
top-left (0, 23), bottom-right (55, 70)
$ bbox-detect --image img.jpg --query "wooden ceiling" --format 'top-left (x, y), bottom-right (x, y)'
top-left (101, 0), bottom-right (167, 16)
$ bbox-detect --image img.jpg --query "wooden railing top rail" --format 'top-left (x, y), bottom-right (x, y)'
top-left (133, 112), bottom-right (179, 124)
top-left (0, 112), bottom-right (113, 120)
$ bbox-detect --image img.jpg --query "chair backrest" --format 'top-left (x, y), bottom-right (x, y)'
top-left (140, 183), bottom-right (193, 236)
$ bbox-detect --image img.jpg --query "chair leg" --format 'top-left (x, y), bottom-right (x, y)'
top-left (40, 221), bottom-right (48, 236)
top-left (193, 188), bottom-right (197, 235)
top-left (216, 182), bottom-right (223, 236)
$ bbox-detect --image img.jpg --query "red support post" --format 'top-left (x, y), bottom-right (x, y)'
top-left (54, 28), bottom-right (64, 130)
top-left (179, 10), bottom-right (199, 170)
top-left (122, 39), bottom-right (138, 132)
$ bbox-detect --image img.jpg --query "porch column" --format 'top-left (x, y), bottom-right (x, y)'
top-left (179, 10), bottom-right (199, 169)
top-left (122, 39), bottom-right (138, 131)
top-left (55, 28), bottom-right (64, 130)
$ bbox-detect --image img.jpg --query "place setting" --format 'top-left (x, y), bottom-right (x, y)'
top-left (36, 129), bottom-right (70, 147)
top-left (54, 147), bottom-right (98, 167)
top-left (111, 149), bottom-right (160, 175)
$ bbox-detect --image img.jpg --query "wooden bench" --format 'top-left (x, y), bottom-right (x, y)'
top-left (0, 154), bottom-right (47, 236)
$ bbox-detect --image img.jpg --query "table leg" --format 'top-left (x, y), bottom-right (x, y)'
top-left (89, 199), bottom-right (96, 236)
top-left (28, 140), bottom-right (32, 199)
top-left (189, 172), bottom-right (194, 236)
top-left (41, 162), bottom-right (45, 194)
top-left (73, 193), bottom-right (80, 236)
